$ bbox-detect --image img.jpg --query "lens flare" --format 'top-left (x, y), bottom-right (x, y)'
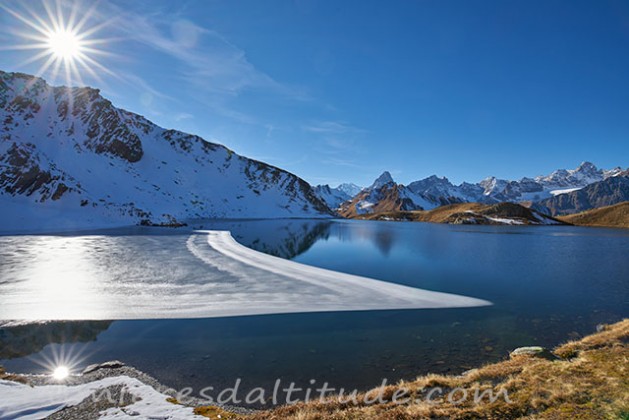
top-left (52, 366), bottom-right (70, 380)
top-left (0, 0), bottom-right (115, 87)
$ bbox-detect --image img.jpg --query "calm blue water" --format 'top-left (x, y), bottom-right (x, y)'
top-left (1, 219), bottom-right (628, 407)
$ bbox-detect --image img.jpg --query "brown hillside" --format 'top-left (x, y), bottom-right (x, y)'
top-left (558, 201), bottom-right (629, 228)
top-left (355, 202), bottom-right (564, 226)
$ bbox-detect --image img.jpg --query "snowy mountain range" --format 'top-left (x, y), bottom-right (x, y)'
top-left (0, 70), bottom-right (331, 231)
top-left (338, 163), bottom-right (627, 217)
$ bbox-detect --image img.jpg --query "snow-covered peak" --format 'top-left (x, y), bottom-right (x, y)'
top-left (406, 175), bottom-right (471, 203)
top-left (575, 161), bottom-right (598, 173)
top-left (369, 171), bottom-right (395, 190)
top-left (479, 177), bottom-right (509, 196)
top-left (312, 184), bottom-right (352, 210)
top-left (604, 167), bottom-right (624, 178)
top-left (407, 175), bottom-right (452, 192)
top-left (534, 161), bottom-right (606, 188)
top-left (336, 182), bottom-right (363, 197)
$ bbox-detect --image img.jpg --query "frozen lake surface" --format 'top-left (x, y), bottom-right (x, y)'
top-left (1, 219), bottom-right (628, 407)
top-left (0, 228), bottom-right (488, 321)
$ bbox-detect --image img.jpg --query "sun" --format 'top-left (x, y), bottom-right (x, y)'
top-left (47, 29), bottom-right (82, 61)
top-left (0, 0), bottom-right (114, 87)
top-left (52, 365), bottom-right (70, 380)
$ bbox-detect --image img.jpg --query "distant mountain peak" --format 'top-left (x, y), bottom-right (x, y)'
top-left (336, 183), bottom-right (363, 197)
top-left (370, 171), bottom-right (395, 190)
top-left (575, 161), bottom-right (598, 173)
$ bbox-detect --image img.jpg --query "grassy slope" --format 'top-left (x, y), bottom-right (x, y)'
top-left (558, 202), bottom-right (629, 228)
top-left (255, 320), bottom-right (629, 420)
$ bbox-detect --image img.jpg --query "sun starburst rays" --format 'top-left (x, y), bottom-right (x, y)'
top-left (1, 0), bottom-right (114, 88)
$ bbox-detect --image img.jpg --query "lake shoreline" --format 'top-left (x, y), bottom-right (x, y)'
top-left (2, 320), bottom-right (626, 419)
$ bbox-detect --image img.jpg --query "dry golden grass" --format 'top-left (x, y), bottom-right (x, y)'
top-left (559, 202), bottom-right (629, 229)
top-left (0, 365), bottom-right (28, 385)
top-left (413, 203), bottom-right (487, 223)
top-left (194, 405), bottom-right (242, 418)
top-left (250, 319), bottom-right (629, 420)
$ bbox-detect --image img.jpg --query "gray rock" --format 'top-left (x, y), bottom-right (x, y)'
top-left (82, 360), bottom-right (126, 374)
top-left (510, 346), bottom-right (558, 360)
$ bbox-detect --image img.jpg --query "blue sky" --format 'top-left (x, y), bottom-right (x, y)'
top-left (1, 0), bottom-right (628, 187)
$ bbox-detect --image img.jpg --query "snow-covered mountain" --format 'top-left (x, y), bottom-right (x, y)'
top-left (369, 171), bottom-right (395, 190)
top-left (340, 172), bottom-right (437, 217)
top-left (336, 182), bottom-right (363, 197)
top-left (339, 162), bottom-right (626, 217)
top-left (480, 161), bottom-right (624, 202)
top-left (312, 184), bottom-right (352, 210)
top-left (0, 70), bottom-right (331, 231)
top-left (312, 182), bottom-right (363, 210)
top-left (407, 175), bottom-right (482, 206)
top-left (535, 161), bottom-right (622, 189)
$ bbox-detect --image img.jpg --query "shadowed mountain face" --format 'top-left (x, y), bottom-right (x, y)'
top-left (0, 70), bottom-right (331, 231)
top-left (0, 321), bottom-right (112, 359)
top-left (534, 174), bottom-right (629, 216)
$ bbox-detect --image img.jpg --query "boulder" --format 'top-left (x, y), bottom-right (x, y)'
top-left (510, 346), bottom-right (558, 360)
top-left (82, 360), bottom-right (126, 374)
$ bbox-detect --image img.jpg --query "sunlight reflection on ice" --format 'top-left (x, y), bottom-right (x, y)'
top-left (0, 231), bottom-right (490, 321)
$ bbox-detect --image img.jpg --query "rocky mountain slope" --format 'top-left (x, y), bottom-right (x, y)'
top-left (534, 173), bottom-right (629, 216)
top-left (355, 202), bottom-right (564, 226)
top-left (558, 202), bottom-right (629, 228)
top-left (0, 70), bottom-right (331, 231)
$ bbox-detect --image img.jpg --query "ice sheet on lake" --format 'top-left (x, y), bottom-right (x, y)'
top-left (0, 230), bottom-right (490, 321)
